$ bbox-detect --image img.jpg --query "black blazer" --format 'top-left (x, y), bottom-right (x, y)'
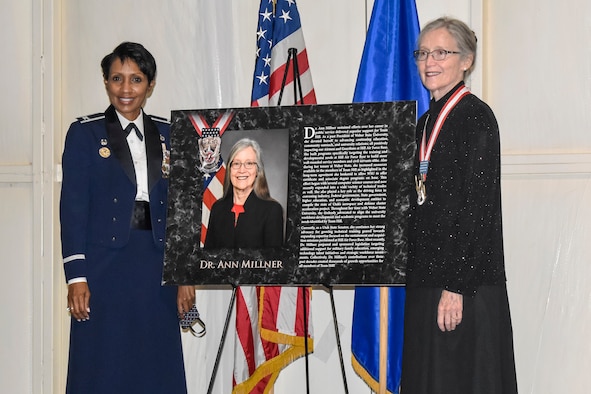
top-left (407, 82), bottom-right (506, 295)
top-left (204, 191), bottom-right (284, 249)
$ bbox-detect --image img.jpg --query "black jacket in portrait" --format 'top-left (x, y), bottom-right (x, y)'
top-left (204, 190), bottom-right (284, 249)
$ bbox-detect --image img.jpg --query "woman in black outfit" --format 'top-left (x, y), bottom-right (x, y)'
top-left (401, 17), bottom-right (518, 394)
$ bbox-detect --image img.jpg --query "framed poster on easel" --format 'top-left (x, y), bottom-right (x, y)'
top-left (163, 101), bottom-right (416, 287)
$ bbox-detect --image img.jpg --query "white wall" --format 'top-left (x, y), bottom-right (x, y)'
top-left (0, 0), bottom-right (56, 393)
top-left (487, 1), bottom-right (591, 392)
top-left (2, 0), bottom-right (591, 393)
top-left (0, 1), bottom-right (33, 389)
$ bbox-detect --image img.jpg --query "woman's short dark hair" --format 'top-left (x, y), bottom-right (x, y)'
top-left (101, 42), bottom-right (157, 83)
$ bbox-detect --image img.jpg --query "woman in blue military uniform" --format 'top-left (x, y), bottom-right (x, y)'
top-left (60, 42), bottom-right (194, 393)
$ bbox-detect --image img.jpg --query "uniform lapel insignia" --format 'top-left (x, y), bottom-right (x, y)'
top-left (161, 142), bottom-right (170, 178)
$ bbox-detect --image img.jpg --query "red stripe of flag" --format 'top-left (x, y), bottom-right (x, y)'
top-left (236, 288), bottom-right (257, 375)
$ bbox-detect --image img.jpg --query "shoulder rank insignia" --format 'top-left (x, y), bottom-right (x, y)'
top-left (150, 114), bottom-right (170, 124)
top-left (77, 112), bottom-right (106, 124)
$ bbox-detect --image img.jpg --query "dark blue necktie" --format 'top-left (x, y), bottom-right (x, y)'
top-left (125, 122), bottom-right (143, 141)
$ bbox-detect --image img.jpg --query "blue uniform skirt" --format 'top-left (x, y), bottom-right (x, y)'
top-left (401, 285), bottom-right (518, 394)
top-left (66, 230), bottom-right (187, 394)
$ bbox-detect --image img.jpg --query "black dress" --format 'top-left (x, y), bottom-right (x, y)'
top-left (401, 82), bottom-right (518, 393)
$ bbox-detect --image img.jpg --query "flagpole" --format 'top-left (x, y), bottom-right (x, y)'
top-left (302, 286), bottom-right (310, 394)
top-left (379, 286), bottom-right (389, 394)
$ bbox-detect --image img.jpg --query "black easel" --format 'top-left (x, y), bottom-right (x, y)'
top-left (206, 285), bottom-right (349, 393)
top-left (206, 285), bottom-right (237, 394)
top-left (277, 47), bottom-right (305, 106)
top-left (280, 47), bottom-right (349, 393)
top-left (325, 285), bottom-right (350, 394)
top-left (206, 48), bottom-right (349, 393)
top-left (205, 285), bottom-right (314, 393)
top-left (282, 46), bottom-right (314, 393)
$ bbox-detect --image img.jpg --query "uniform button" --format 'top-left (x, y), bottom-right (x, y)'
top-left (160, 200), bottom-right (164, 205)
top-left (112, 236), bottom-right (116, 241)
top-left (113, 198), bottom-right (118, 203)
top-left (157, 218), bottom-right (162, 223)
top-left (112, 217), bottom-right (117, 222)
top-left (158, 238), bottom-right (163, 242)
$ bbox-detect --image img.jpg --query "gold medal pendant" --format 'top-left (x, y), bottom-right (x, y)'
top-left (415, 175), bottom-right (427, 205)
top-left (99, 147), bottom-right (111, 158)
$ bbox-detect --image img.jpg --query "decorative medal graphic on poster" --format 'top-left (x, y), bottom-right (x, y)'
top-left (189, 110), bottom-right (234, 175)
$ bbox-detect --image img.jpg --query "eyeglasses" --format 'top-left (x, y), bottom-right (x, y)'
top-left (230, 161), bottom-right (257, 170)
top-left (413, 49), bottom-right (461, 62)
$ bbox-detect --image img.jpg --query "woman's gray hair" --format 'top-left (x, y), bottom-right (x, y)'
top-left (224, 138), bottom-right (273, 200)
top-left (418, 17), bottom-right (478, 77)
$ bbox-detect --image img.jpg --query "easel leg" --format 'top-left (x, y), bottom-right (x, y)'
top-left (207, 285), bottom-right (237, 394)
top-left (277, 47), bottom-right (306, 105)
top-left (328, 285), bottom-right (349, 393)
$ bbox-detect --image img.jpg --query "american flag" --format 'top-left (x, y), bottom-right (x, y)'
top-left (233, 1), bottom-right (315, 393)
top-left (251, 0), bottom-right (316, 106)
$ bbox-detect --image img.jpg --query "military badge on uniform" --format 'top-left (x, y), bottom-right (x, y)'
top-left (98, 139), bottom-right (110, 158)
top-left (99, 147), bottom-right (111, 158)
top-left (161, 140), bottom-right (170, 178)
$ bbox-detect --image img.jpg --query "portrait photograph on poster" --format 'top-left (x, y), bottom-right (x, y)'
top-left (162, 102), bottom-right (416, 287)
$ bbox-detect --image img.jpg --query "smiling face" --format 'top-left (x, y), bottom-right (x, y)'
top-left (230, 146), bottom-right (258, 195)
top-left (104, 58), bottom-right (154, 120)
top-left (417, 27), bottom-right (473, 101)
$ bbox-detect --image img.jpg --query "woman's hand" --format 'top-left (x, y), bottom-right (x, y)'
top-left (437, 290), bottom-right (463, 332)
top-left (67, 282), bottom-right (91, 322)
top-left (177, 285), bottom-right (196, 318)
